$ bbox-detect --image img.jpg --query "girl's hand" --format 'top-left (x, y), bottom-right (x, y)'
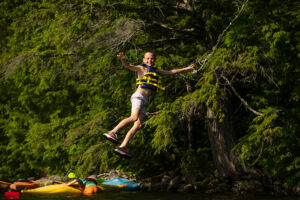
top-left (117, 52), bottom-right (126, 60)
top-left (186, 64), bottom-right (195, 71)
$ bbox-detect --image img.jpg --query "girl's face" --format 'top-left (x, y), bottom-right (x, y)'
top-left (143, 52), bottom-right (155, 66)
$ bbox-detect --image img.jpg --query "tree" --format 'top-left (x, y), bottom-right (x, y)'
top-left (0, 0), bottom-right (299, 187)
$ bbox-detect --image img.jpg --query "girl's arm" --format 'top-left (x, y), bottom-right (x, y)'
top-left (157, 64), bottom-right (195, 75)
top-left (117, 52), bottom-right (143, 72)
top-left (63, 179), bottom-right (80, 186)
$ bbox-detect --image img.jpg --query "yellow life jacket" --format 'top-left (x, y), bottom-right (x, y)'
top-left (136, 64), bottom-right (165, 91)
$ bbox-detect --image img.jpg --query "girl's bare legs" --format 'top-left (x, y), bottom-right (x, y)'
top-left (110, 108), bottom-right (142, 134)
top-left (120, 111), bottom-right (145, 148)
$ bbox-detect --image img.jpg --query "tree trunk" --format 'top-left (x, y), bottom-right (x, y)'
top-left (185, 80), bottom-right (196, 151)
top-left (206, 105), bottom-right (238, 178)
top-left (187, 111), bottom-right (196, 151)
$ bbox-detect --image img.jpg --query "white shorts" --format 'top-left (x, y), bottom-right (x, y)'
top-left (130, 92), bottom-right (149, 114)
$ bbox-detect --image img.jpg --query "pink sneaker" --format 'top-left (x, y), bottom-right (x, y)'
top-left (103, 132), bottom-right (119, 143)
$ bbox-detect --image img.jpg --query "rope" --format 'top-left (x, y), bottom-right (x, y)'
top-left (192, 0), bottom-right (249, 74)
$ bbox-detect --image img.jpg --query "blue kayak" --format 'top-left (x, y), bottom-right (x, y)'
top-left (101, 178), bottom-right (140, 191)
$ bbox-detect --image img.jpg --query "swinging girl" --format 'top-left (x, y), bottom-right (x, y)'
top-left (103, 52), bottom-right (194, 158)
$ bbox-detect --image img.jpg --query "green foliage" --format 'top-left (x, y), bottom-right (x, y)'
top-left (0, 0), bottom-right (299, 189)
top-left (233, 108), bottom-right (281, 165)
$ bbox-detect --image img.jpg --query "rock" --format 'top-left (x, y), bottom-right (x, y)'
top-left (215, 182), bottom-right (231, 193)
top-left (184, 184), bottom-right (195, 193)
top-left (293, 186), bottom-right (300, 195)
top-left (182, 170), bottom-right (204, 185)
top-left (48, 175), bottom-right (62, 182)
top-left (251, 180), bottom-right (264, 193)
top-left (140, 182), bottom-right (151, 191)
top-left (35, 177), bottom-right (51, 182)
top-left (167, 176), bottom-right (183, 192)
top-left (151, 182), bottom-right (168, 192)
top-left (194, 181), bottom-right (210, 192)
top-left (207, 177), bottom-right (220, 189)
top-left (205, 189), bottom-right (217, 194)
top-left (201, 177), bottom-right (210, 185)
top-left (178, 184), bottom-right (195, 193)
top-left (161, 175), bottom-right (171, 184)
top-left (98, 170), bottom-right (136, 181)
top-left (272, 180), bottom-right (284, 194)
top-left (232, 179), bottom-right (264, 194)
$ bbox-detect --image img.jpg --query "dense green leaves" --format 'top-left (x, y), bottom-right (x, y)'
top-left (0, 0), bottom-right (299, 189)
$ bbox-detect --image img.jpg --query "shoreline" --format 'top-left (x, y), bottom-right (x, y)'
top-left (1, 169), bottom-right (300, 196)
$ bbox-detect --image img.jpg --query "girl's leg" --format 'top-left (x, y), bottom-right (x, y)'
top-left (120, 110), bottom-right (145, 148)
top-left (110, 108), bottom-right (141, 133)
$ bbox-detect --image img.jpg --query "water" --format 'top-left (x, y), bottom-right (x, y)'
top-left (1, 192), bottom-right (299, 200)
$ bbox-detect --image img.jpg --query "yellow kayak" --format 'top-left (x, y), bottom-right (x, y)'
top-left (21, 184), bottom-right (81, 195)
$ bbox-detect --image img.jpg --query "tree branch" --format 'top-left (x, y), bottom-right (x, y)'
top-left (253, 137), bottom-right (265, 165)
top-left (151, 21), bottom-right (195, 32)
top-left (221, 74), bottom-right (263, 116)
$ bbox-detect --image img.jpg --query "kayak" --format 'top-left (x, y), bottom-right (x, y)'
top-left (21, 184), bottom-right (81, 195)
top-left (21, 178), bottom-right (140, 194)
top-left (99, 178), bottom-right (140, 191)
top-left (98, 183), bottom-right (127, 192)
top-left (9, 181), bottom-right (40, 191)
top-left (9, 179), bottom-right (56, 191)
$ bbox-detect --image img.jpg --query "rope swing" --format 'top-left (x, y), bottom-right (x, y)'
top-left (192, 0), bottom-right (249, 74)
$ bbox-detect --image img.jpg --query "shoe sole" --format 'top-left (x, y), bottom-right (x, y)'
top-left (114, 149), bottom-right (132, 159)
top-left (103, 134), bottom-right (119, 144)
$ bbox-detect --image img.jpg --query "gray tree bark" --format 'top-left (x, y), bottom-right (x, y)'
top-left (206, 105), bottom-right (238, 178)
